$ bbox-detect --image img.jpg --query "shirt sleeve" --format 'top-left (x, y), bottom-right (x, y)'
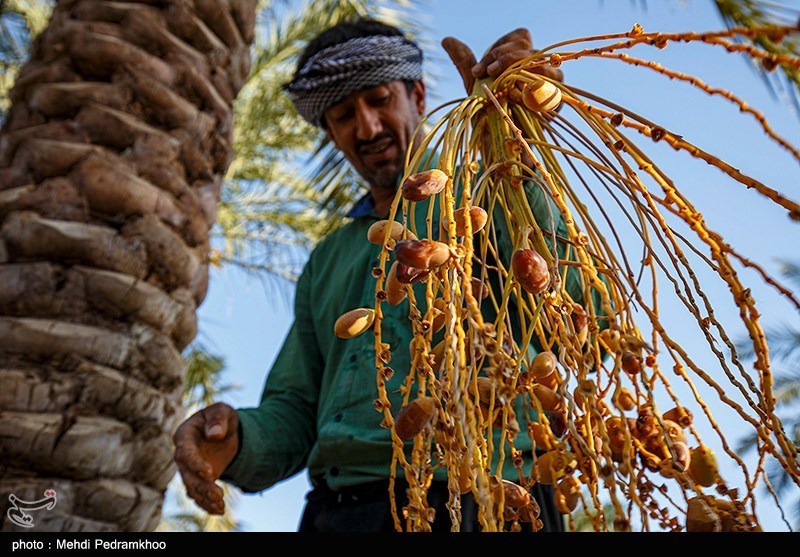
top-left (221, 257), bottom-right (322, 493)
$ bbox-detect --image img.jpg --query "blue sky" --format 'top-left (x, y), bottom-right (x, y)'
top-left (188, 0), bottom-right (800, 532)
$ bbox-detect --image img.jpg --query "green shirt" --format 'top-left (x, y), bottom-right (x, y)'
top-left (223, 154), bottom-right (600, 493)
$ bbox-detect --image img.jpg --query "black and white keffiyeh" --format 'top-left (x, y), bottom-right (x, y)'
top-left (285, 34), bottom-right (423, 128)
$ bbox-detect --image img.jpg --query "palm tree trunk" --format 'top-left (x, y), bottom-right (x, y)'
top-left (0, 0), bottom-right (255, 531)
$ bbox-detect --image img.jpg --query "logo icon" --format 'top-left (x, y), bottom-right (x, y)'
top-left (7, 490), bottom-right (57, 528)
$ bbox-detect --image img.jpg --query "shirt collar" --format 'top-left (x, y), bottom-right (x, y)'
top-left (346, 191), bottom-right (376, 219)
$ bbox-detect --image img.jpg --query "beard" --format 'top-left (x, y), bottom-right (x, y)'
top-left (365, 162), bottom-right (404, 191)
top-left (355, 131), bottom-right (408, 191)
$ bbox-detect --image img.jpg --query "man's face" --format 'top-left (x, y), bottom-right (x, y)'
top-left (323, 80), bottom-right (426, 191)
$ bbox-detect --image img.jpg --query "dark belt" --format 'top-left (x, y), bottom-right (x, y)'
top-left (306, 475), bottom-right (563, 532)
top-left (311, 476), bottom-right (413, 505)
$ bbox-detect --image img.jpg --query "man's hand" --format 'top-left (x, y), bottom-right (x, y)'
top-left (173, 402), bottom-right (240, 515)
top-left (442, 28), bottom-right (563, 94)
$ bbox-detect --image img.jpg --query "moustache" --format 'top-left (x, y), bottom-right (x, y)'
top-left (356, 132), bottom-right (396, 154)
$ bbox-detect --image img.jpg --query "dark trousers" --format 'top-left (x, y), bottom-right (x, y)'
top-left (299, 478), bottom-right (565, 533)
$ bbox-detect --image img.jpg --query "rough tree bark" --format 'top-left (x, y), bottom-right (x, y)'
top-left (0, 0), bottom-right (256, 531)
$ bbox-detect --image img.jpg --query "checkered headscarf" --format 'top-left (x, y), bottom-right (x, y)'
top-left (285, 34), bottom-right (424, 128)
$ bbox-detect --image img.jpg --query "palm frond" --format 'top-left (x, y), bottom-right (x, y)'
top-left (0, 0), bottom-right (54, 116)
top-left (570, 500), bottom-right (615, 531)
top-left (184, 344), bottom-right (229, 408)
top-left (735, 322), bottom-right (800, 360)
top-left (307, 138), bottom-right (367, 221)
top-left (736, 430), bottom-right (762, 453)
top-left (773, 369), bottom-right (800, 404)
top-left (713, 0), bottom-right (800, 116)
top-left (778, 259), bottom-right (800, 289)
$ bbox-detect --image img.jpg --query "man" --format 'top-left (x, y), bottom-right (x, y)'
top-left (173, 18), bottom-right (571, 532)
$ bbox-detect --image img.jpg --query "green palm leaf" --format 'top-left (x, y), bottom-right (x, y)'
top-left (713, 0), bottom-right (800, 114)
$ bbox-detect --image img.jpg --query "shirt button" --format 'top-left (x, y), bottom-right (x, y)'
top-left (334, 413), bottom-right (343, 422)
top-left (330, 467), bottom-right (339, 476)
top-left (349, 354), bottom-right (358, 363)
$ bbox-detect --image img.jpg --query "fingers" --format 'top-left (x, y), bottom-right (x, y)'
top-left (177, 462), bottom-right (226, 515)
top-left (444, 28), bottom-right (565, 94)
top-left (174, 434), bottom-right (226, 514)
top-left (487, 27), bottom-right (532, 54)
top-left (473, 28), bottom-right (533, 79)
top-left (172, 403), bottom-right (236, 515)
top-left (202, 402), bottom-right (235, 440)
top-left (174, 436), bottom-right (214, 481)
top-left (442, 36), bottom-right (478, 93)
